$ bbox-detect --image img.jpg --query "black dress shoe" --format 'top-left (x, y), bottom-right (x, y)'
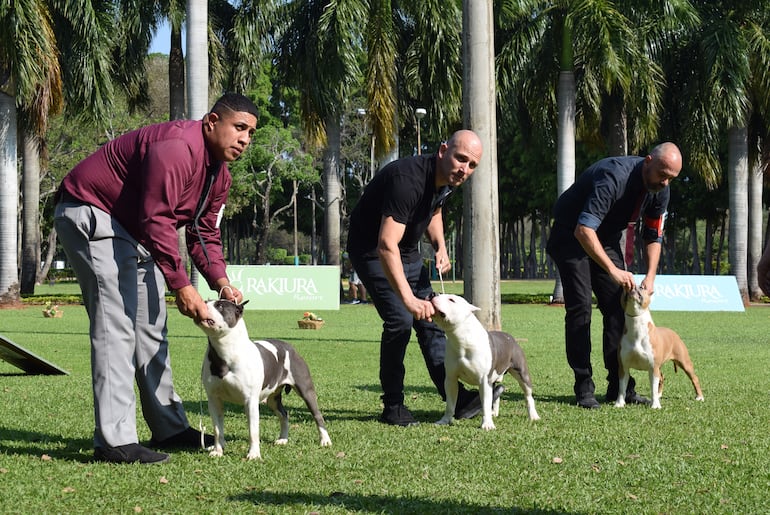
top-left (624, 391), bottom-right (652, 405)
top-left (576, 394), bottom-right (601, 409)
top-left (455, 385), bottom-right (506, 419)
top-left (94, 443), bottom-right (170, 464)
top-left (150, 427), bottom-right (214, 449)
top-left (379, 404), bottom-right (419, 426)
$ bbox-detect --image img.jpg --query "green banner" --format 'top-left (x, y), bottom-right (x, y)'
top-left (198, 265), bottom-right (340, 310)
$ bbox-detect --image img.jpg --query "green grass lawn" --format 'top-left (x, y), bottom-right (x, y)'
top-left (2, 280), bottom-right (770, 513)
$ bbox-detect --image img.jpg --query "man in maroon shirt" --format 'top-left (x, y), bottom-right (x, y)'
top-left (54, 93), bottom-right (257, 464)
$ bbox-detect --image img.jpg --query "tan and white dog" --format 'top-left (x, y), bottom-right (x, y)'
top-left (616, 286), bottom-right (704, 409)
top-left (430, 293), bottom-right (540, 430)
top-left (196, 299), bottom-right (331, 460)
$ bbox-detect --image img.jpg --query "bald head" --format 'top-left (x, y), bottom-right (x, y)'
top-left (437, 130), bottom-right (483, 188)
top-left (642, 142), bottom-right (682, 193)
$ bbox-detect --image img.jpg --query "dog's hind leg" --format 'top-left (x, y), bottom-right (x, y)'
top-left (674, 358), bottom-right (704, 401)
top-left (289, 381), bottom-right (332, 447)
top-left (266, 390), bottom-right (290, 445)
top-left (508, 368), bottom-right (540, 421)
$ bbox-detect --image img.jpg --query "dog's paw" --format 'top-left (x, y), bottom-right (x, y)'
top-left (435, 416), bottom-right (453, 426)
top-left (614, 401), bottom-right (626, 408)
top-left (695, 395), bottom-right (704, 401)
top-left (481, 420), bottom-right (496, 431)
top-left (529, 411), bottom-right (541, 421)
top-left (651, 402), bottom-right (662, 409)
top-left (319, 431), bottom-right (332, 447)
top-left (209, 448), bottom-right (224, 458)
top-left (245, 451), bottom-right (262, 461)
top-left (274, 438), bottom-right (288, 446)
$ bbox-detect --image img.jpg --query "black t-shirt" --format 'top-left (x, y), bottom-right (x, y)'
top-left (347, 154), bottom-right (445, 263)
top-left (553, 156), bottom-right (669, 243)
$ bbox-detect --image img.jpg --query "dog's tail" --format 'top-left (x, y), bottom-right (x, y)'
top-left (673, 362), bottom-right (679, 373)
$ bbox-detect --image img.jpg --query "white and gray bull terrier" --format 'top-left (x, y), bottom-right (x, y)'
top-left (430, 293), bottom-right (540, 430)
top-left (617, 285), bottom-right (704, 409)
top-left (196, 299), bottom-right (331, 460)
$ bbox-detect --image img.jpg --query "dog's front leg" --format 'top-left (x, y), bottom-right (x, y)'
top-left (436, 370), bottom-right (459, 425)
top-left (615, 358), bottom-right (629, 408)
top-left (479, 380), bottom-right (495, 430)
top-left (208, 397), bottom-right (226, 457)
top-left (244, 397), bottom-right (262, 460)
top-left (650, 368), bottom-right (662, 409)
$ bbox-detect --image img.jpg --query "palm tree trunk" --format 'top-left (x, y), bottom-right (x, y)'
top-left (323, 115), bottom-right (342, 266)
top-left (20, 130), bottom-right (41, 294)
top-left (186, 0), bottom-right (208, 289)
top-left (462, 0), bottom-right (500, 330)
top-left (748, 159), bottom-right (763, 300)
top-left (727, 126), bottom-right (748, 303)
top-left (0, 92), bottom-right (19, 301)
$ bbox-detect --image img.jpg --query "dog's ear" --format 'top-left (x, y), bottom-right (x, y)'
top-left (240, 299), bottom-right (250, 307)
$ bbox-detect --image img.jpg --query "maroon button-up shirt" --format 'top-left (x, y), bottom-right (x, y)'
top-left (59, 119), bottom-right (230, 291)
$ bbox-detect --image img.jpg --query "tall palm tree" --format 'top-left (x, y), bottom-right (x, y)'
top-left (1, 0), bottom-right (62, 300)
top-left (462, 0), bottom-right (501, 330)
top-left (275, 0), bottom-right (364, 266)
top-left (670, 1), bottom-right (770, 301)
top-left (17, 1), bottom-right (117, 295)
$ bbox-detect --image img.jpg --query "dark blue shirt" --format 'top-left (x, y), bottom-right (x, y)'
top-left (553, 156), bottom-right (669, 243)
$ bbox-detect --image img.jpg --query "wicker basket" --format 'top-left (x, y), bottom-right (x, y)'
top-left (297, 319), bottom-right (324, 330)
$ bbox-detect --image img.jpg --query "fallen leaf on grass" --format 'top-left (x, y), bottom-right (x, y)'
top-left (336, 451), bottom-right (346, 458)
top-left (552, 457), bottom-right (563, 464)
top-left (133, 506), bottom-right (142, 513)
top-left (41, 454), bottom-right (52, 461)
top-left (721, 444), bottom-right (729, 450)
top-left (62, 487), bottom-right (75, 493)
top-left (159, 476), bottom-right (169, 484)
top-left (626, 493), bottom-right (638, 500)
top-left (0, 468), bottom-right (8, 474)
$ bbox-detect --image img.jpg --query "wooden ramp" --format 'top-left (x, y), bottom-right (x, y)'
top-left (0, 333), bottom-right (69, 375)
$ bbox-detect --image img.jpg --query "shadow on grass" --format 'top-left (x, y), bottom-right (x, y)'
top-left (0, 426), bottom-right (93, 462)
top-left (231, 489), bottom-right (576, 514)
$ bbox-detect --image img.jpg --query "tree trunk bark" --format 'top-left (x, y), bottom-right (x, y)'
top-left (20, 130), bottom-right (41, 294)
top-left (462, 0), bottom-right (500, 330)
top-left (186, 0), bottom-right (209, 290)
top-left (727, 126), bottom-right (748, 303)
top-left (0, 92), bottom-right (19, 301)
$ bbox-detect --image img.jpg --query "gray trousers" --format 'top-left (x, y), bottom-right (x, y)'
top-left (54, 201), bottom-right (190, 448)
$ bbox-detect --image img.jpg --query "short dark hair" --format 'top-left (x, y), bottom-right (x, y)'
top-left (210, 93), bottom-right (259, 119)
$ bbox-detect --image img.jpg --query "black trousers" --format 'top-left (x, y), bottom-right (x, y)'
top-left (546, 224), bottom-right (635, 397)
top-left (350, 255), bottom-right (472, 406)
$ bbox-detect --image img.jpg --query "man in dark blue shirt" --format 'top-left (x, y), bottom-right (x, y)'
top-left (347, 130), bottom-right (499, 426)
top-left (546, 143), bottom-right (682, 409)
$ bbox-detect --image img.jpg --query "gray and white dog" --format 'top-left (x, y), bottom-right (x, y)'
top-left (430, 293), bottom-right (540, 430)
top-left (196, 299), bottom-right (331, 460)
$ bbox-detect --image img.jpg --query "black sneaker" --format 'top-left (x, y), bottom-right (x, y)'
top-left (379, 404), bottom-right (419, 426)
top-left (624, 391), bottom-right (652, 405)
top-left (94, 443), bottom-right (170, 464)
top-left (455, 385), bottom-right (505, 419)
top-left (576, 394), bottom-right (601, 409)
top-left (149, 427), bottom-right (214, 449)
